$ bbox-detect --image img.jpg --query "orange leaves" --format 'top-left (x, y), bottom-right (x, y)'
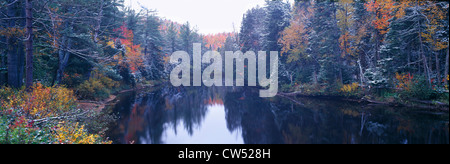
top-left (163, 54), bottom-right (171, 65)
top-left (365, 0), bottom-right (396, 35)
top-left (0, 27), bottom-right (25, 38)
top-left (336, 0), bottom-right (356, 59)
top-left (395, 72), bottom-right (414, 91)
top-left (279, 3), bottom-right (311, 63)
top-left (339, 31), bottom-right (352, 58)
top-left (126, 44), bottom-right (144, 73)
top-left (113, 25), bottom-right (144, 73)
top-left (279, 21), bottom-right (308, 63)
top-left (0, 83), bottom-right (77, 119)
top-left (203, 33), bottom-right (235, 50)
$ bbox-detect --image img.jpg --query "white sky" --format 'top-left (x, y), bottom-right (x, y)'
top-left (124, 0), bottom-right (267, 34)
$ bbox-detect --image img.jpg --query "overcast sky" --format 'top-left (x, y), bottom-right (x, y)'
top-left (124, 0), bottom-right (267, 34)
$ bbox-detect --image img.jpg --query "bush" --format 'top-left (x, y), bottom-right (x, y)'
top-left (62, 73), bottom-right (84, 88)
top-left (52, 121), bottom-right (112, 144)
top-left (1, 83), bottom-right (76, 119)
top-left (398, 75), bottom-right (437, 100)
top-left (0, 84), bottom-right (111, 144)
top-left (77, 74), bottom-right (119, 101)
top-left (340, 82), bottom-right (361, 97)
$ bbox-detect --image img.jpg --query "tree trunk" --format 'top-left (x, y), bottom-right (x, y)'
top-left (407, 46), bottom-right (411, 69)
top-left (435, 51), bottom-right (440, 86)
top-left (25, 0), bottom-right (33, 90)
top-left (0, 52), bottom-right (6, 86)
top-left (428, 55), bottom-right (432, 78)
top-left (7, 0), bottom-right (24, 88)
top-left (93, 0), bottom-right (104, 43)
top-left (445, 47), bottom-right (449, 86)
top-left (419, 22), bottom-right (431, 88)
top-left (358, 59), bottom-right (364, 87)
top-left (0, 35), bottom-right (6, 85)
top-left (375, 31), bottom-right (380, 64)
top-left (54, 17), bottom-right (72, 85)
top-left (312, 67), bottom-right (318, 85)
top-left (422, 50), bottom-right (431, 87)
top-left (55, 38), bottom-right (71, 85)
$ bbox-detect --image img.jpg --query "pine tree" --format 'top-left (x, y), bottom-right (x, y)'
top-left (179, 22), bottom-right (193, 55)
top-left (308, 1), bottom-right (342, 86)
top-left (263, 0), bottom-right (291, 84)
top-left (141, 11), bottom-right (165, 80)
top-left (263, 0), bottom-right (291, 52)
top-left (239, 6), bottom-right (266, 52)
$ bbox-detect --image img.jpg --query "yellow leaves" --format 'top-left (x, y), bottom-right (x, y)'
top-left (77, 72), bottom-right (119, 100)
top-left (53, 122), bottom-right (112, 144)
top-left (422, 2), bottom-right (449, 51)
top-left (1, 83), bottom-right (77, 119)
top-left (0, 85), bottom-right (111, 144)
top-left (340, 82), bottom-right (360, 96)
top-left (106, 40), bottom-right (115, 48)
top-left (337, 0), bottom-right (355, 31)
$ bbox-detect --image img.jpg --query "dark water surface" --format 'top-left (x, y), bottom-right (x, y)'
top-left (106, 86), bottom-right (449, 144)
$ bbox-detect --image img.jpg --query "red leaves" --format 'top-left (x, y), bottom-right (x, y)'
top-left (113, 25), bottom-right (144, 73)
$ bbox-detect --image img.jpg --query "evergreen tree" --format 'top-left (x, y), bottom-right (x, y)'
top-left (141, 11), bottom-right (165, 80)
top-left (179, 22), bottom-right (193, 54)
top-left (263, 0), bottom-right (291, 52)
top-left (239, 6), bottom-right (266, 52)
top-left (308, 1), bottom-right (342, 86)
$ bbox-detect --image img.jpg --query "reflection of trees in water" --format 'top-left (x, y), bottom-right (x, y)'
top-left (275, 97), bottom-right (449, 144)
top-left (111, 86), bottom-right (215, 144)
top-left (224, 89), bottom-right (283, 144)
top-left (109, 86), bottom-right (448, 144)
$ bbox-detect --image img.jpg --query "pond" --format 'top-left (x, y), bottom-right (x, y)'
top-left (106, 86), bottom-right (449, 144)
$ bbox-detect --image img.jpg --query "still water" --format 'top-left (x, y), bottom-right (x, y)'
top-left (106, 86), bottom-right (449, 144)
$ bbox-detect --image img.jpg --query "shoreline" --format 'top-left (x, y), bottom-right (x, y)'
top-left (77, 84), bottom-right (155, 112)
top-left (277, 91), bottom-right (449, 112)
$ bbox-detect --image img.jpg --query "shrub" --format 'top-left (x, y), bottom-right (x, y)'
top-left (1, 83), bottom-right (76, 119)
top-left (52, 121), bottom-right (112, 144)
top-left (77, 74), bottom-right (119, 101)
top-left (340, 82), bottom-right (361, 97)
top-left (394, 72), bottom-right (413, 91)
top-left (0, 84), bottom-right (111, 144)
top-left (398, 75), bottom-right (437, 100)
top-left (62, 73), bottom-right (84, 88)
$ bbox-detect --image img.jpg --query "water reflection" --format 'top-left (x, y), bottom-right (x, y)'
top-left (107, 86), bottom-right (449, 144)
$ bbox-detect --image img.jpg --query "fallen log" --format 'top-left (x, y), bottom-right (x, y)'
top-left (277, 91), bottom-right (302, 97)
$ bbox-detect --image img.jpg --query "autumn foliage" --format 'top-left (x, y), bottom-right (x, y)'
top-left (1, 83), bottom-right (76, 119)
top-left (340, 82), bottom-right (361, 97)
top-left (0, 84), bottom-right (111, 144)
top-left (203, 33), bottom-right (235, 50)
top-left (365, 0), bottom-right (396, 35)
top-left (395, 72), bottom-right (414, 91)
top-left (113, 25), bottom-right (144, 73)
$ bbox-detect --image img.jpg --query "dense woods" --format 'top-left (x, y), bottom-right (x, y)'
top-left (0, 0), bottom-right (448, 144)
top-left (235, 0), bottom-right (448, 103)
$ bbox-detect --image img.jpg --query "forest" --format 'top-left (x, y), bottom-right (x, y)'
top-left (0, 0), bottom-right (448, 144)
